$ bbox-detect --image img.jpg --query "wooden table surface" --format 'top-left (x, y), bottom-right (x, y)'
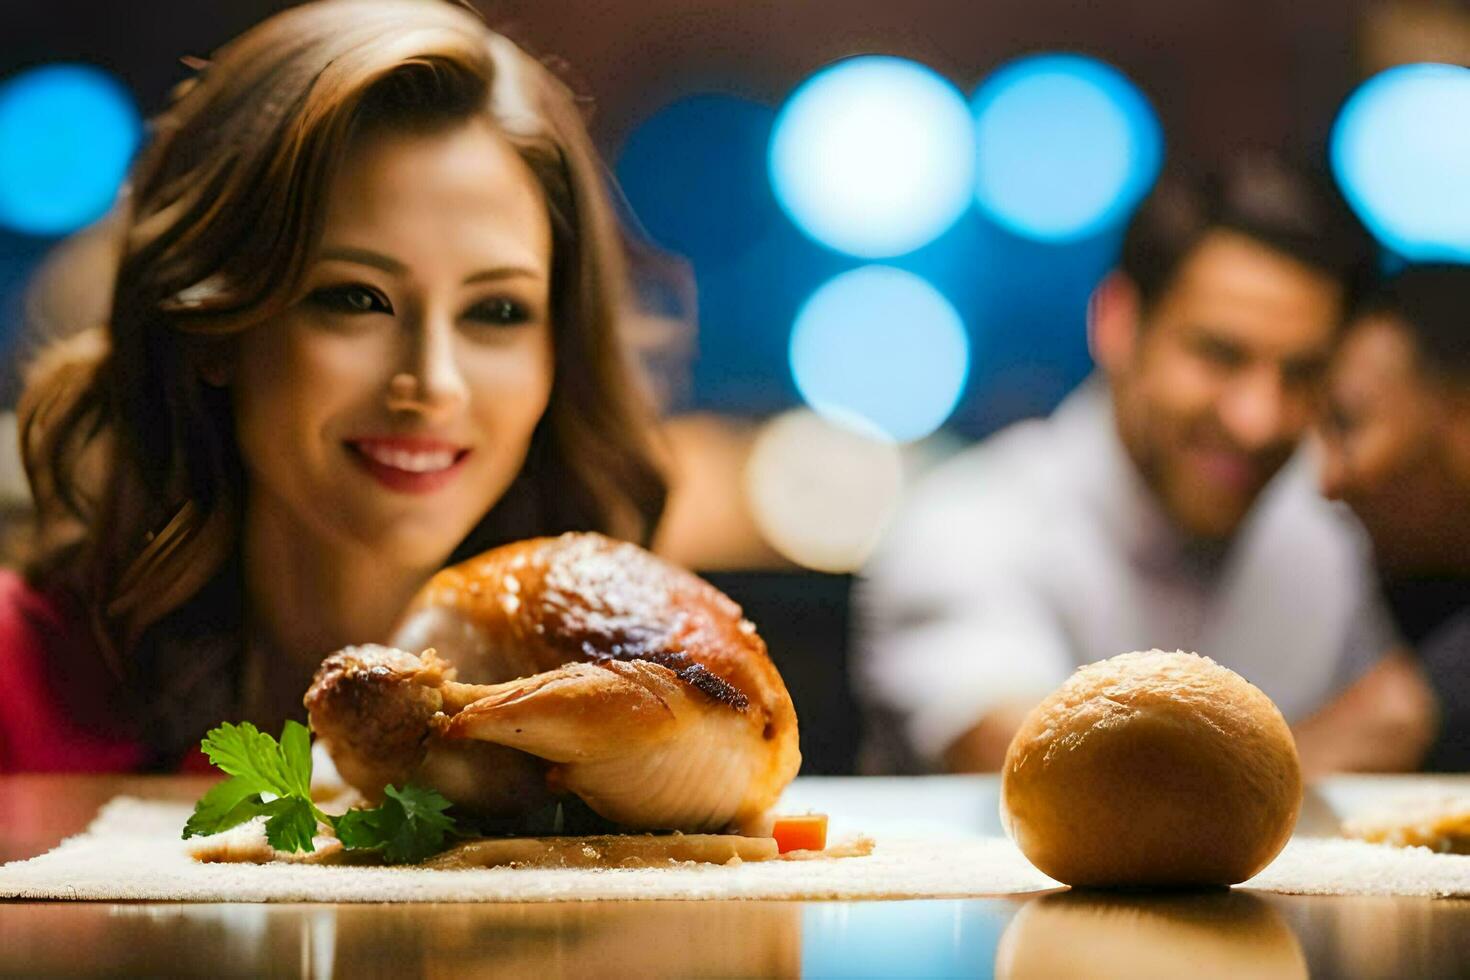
top-left (3, 775), bottom-right (1470, 979)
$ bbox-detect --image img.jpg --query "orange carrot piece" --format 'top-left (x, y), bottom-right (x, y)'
top-left (771, 813), bottom-right (828, 853)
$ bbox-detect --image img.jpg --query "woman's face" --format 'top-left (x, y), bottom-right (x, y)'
top-left (231, 116), bottom-right (554, 569)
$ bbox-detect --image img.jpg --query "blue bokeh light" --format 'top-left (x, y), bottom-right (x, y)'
top-left (971, 53), bottom-right (1162, 242)
top-left (769, 56), bottom-right (976, 259)
top-left (0, 63), bottom-right (140, 237)
top-left (789, 265), bottom-right (969, 442)
top-left (1331, 63), bottom-right (1470, 261)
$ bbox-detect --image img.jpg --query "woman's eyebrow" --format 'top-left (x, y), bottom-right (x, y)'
top-left (464, 265), bottom-right (544, 285)
top-left (317, 246), bottom-right (543, 284)
top-left (318, 246), bottom-right (405, 274)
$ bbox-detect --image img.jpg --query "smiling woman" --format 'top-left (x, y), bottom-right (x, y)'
top-left (3, 0), bottom-right (671, 770)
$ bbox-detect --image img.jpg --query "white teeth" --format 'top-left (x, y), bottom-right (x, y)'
top-left (357, 444), bottom-right (456, 473)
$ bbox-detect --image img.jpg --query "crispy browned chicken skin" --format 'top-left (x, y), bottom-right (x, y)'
top-left (305, 533), bottom-right (801, 832)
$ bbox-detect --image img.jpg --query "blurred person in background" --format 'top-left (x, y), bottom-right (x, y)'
top-left (1320, 263), bottom-right (1470, 771)
top-left (858, 154), bottom-right (1435, 775)
top-left (0, 0), bottom-right (671, 772)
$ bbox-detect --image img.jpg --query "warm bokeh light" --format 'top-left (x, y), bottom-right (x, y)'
top-left (744, 409), bottom-right (903, 573)
top-left (1331, 62), bottom-right (1470, 261)
top-left (971, 53), bottom-right (1161, 242)
top-left (768, 56), bottom-right (975, 258)
top-left (789, 265), bottom-right (969, 443)
top-left (0, 63), bottom-right (139, 236)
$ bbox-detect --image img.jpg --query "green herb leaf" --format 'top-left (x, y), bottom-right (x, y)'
top-left (181, 775), bottom-right (270, 840)
top-left (279, 719), bottom-right (314, 800)
top-left (185, 721), bottom-right (457, 863)
top-left (199, 721), bottom-right (298, 798)
top-left (330, 805), bottom-right (385, 851)
top-left (185, 720), bottom-right (325, 853)
top-left (331, 784), bottom-right (456, 864)
top-left (261, 797), bottom-right (320, 854)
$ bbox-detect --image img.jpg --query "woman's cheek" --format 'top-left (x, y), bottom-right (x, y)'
top-left (466, 338), bottom-right (554, 424)
top-left (298, 329), bottom-right (397, 391)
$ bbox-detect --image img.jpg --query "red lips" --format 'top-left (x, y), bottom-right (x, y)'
top-left (344, 436), bottom-right (471, 494)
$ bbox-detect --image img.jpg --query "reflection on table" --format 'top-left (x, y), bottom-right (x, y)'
top-left (997, 890), bottom-right (1306, 979)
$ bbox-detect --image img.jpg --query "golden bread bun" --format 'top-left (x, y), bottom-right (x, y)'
top-left (1001, 650), bottom-right (1301, 887)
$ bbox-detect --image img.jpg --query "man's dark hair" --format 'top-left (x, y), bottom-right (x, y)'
top-left (1360, 263), bottom-right (1470, 380)
top-left (1121, 154), bottom-right (1373, 312)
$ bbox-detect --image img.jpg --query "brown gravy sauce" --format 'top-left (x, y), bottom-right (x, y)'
top-left (191, 831), bottom-right (875, 868)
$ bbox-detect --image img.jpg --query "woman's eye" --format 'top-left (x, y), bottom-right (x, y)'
top-left (309, 285), bottom-right (393, 315)
top-left (465, 297), bottom-right (531, 326)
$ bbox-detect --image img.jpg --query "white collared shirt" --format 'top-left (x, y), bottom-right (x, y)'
top-left (856, 378), bottom-right (1397, 768)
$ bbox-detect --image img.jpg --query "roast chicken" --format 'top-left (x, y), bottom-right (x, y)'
top-left (304, 533), bottom-right (801, 833)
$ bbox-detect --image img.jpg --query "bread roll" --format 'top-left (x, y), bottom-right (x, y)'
top-left (1001, 650), bottom-right (1301, 887)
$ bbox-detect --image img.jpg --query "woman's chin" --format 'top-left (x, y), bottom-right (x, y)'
top-left (343, 521), bottom-right (475, 574)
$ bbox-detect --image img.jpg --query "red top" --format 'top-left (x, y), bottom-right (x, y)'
top-left (0, 568), bottom-right (215, 773)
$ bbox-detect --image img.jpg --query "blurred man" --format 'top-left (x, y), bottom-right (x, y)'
top-left (1320, 263), bottom-right (1470, 770)
top-left (858, 156), bottom-right (1434, 774)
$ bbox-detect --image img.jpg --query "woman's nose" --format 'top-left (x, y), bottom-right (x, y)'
top-left (389, 312), bottom-right (468, 419)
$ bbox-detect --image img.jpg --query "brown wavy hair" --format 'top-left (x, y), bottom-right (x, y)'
top-left (18, 0), bottom-right (670, 759)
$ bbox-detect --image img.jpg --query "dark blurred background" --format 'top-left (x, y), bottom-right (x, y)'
top-left (5, 0), bottom-right (1452, 426)
top-left (3, 0), bottom-right (1468, 772)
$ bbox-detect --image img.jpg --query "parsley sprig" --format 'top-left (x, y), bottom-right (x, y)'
top-left (182, 720), bottom-right (457, 864)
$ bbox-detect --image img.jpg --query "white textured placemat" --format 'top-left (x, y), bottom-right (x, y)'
top-left (1246, 837), bottom-right (1470, 896)
top-left (0, 798), bottom-right (1056, 903)
top-left (3, 797), bottom-right (1470, 902)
